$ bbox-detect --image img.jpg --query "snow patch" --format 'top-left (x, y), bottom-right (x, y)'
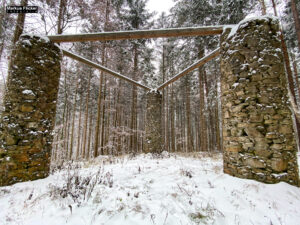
top-left (22, 90), bottom-right (35, 95)
top-left (227, 15), bottom-right (279, 39)
top-left (1, 153), bottom-right (300, 225)
top-left (21, 40), bottom-right (32, 46)
top-left (21, 33), bottom-right (50, 43)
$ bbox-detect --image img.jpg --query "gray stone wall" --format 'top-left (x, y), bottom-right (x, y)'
top-left (220, 17), bottom-right (299, 186)
top-left (0, 35), bottom-right (61, 186)
top-left (145, 90), bottom-right (163, 154)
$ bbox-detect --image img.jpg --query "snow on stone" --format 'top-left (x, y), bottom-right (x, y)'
top-left (7, 123), bottom-right (17, 128)
top-left (22, 90), bottom-right (35, 95)
top-left (227, 24), bottom-right (239, 39)
top-left (149, 88), bottom-right (158, 93)
top-left (21, 39), bottom-right (32, 46)
top-left (232, 83), bottom-right (239, 88)
top-left (0, 153), bottom-right (300, 225)
top-left (227, 15), bottom-right (279, 39)
top-left (21, 34), bottom-right (50, 43)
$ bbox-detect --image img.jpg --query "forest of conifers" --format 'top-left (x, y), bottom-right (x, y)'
top-left (0, 0), bottom-right (299, 162)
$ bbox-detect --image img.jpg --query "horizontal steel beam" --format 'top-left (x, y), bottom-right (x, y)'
top-left (48, 26), bottom-right (228, 42)
top-left (157, 48), bottom-right (220, 91)
top-left (62, 49), bottom-right (151, 91)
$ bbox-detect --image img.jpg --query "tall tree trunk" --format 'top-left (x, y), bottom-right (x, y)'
top-left (82, 72), bottom-right (91, 159)
top-left (76, 96), bottom-right (83, 160)
top-left (8, 0), bottom-right (28, 78)
top-left (94, 0), bottom-right (110, 157)
top-left (112, 87), bottom-right (118, 154)
top-left (176, 96), bottom-right (181, 152)
top-left (204, 69), bottom-right (212, 152)
top-left (106, 87), bottom-right (111, 153)
top-left (181, 99), bottom-right (186, 152)
top-left (86, 112), bottom-right (93, 159)
top-left (162, 44), bottom-right (170, 152)
top-left (57, 0), bottom-right (66, 35)
top-left (165, 86), bottom-right (170, 152)
top-left (0, 1), bottom-right (8, 62)
top-left (94, 45), bottom-right (106, 157)
top-left (162, 45), bottom-right (166, 151)
top-left (116, 80), bottom-right (123, 154)
top-left (258, 0), bottom-right (267, 15)
top-left (60, 68), bottom-right (68, 158)
top-left (130, 45), bottom-right (138, 154)
top-left (185, 78), bottom-right (194, 152)
top-left (198, 46), bottom-right (208, 152)
top-left (272, 0), bottom-right (300, 150)
top-left (100, 76), bottom-right (107, 154)
top-left (12, 0), bottom-right (28, 45)
top-left (54, 134), bottom-right (59, 161)
top-left (292, 53), bottom-right (300, 151)
top-left (170, 84), bottom-right (175, 152)
top-left (69, 77), bottom-right (79, 159)
top-left (215, 72), bottom-right (221, 151)
top-left (291, 53), bottom-right (300, 103)
top-left (65, 105), bottom-right (71, 158)
top-left (196, 113), bottom-right (201, 152)
top-left (291, 0), bottom-right (300, 51)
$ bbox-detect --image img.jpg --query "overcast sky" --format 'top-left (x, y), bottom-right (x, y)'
top-left (146, 0), bottom-right (174, 17)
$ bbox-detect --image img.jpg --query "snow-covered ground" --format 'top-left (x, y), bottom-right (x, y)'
top-left (1, 152), bottom-right (300, 225)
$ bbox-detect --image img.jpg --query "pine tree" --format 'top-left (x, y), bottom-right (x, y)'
top-left (120, 0), bottom-right (154, 154)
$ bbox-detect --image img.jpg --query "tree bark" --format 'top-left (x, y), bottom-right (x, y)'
top-left (12, 0), bottom-right (28, 45)
top-left (8, 0), bottom-right (28, 79)
top-left (57, 0), bottom-right (66, 35)
top-left (291, 0), bottom-right (300, 51)
top-left (65, 104), bottom-right (71, 158)
top-left (185, 78), bottom-right (194, 152)
top-left (100, 76), bottom-right (107, 154)
top-left (198, 46), bottom-right (208, 152)
top-left (162, 45), bottom-right (166, 151)
top-left (0, 1), bottom-right (8, 61)
top-left (82, 71), bottom-right (91, 159)
top-left (130, 44), bottom-right (138, 154)
top-left (69, 76), bottom-right (79, 159)
top-left (94, 0), bottom-right (110, 157)
top-left (76, 96), bottom-right (83, 160)
top-left (272, 0), bottom-right (300, 151)
top-left (94, 45), bottom-right (106, 157)
top-left (258, 0), bottom-right (267, 15)
top-left (86, 112), bottom-right (93, 159)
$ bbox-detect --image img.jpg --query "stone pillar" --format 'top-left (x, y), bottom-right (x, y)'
top-left (220, 17), bottom-right (299, 186)
top-left (0, 35), bottom-right (61, 186)
top-left (145, 90), bottom-right (163, 154)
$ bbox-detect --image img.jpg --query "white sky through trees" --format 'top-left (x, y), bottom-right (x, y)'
top-left (146, 0), bottom-right (174, 16)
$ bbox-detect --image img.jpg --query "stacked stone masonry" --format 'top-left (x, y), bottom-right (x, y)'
top-left (145, 90), bottom-right (163, 154)
top-left (220, 17), bottom-right (299, 186)
top-left (0, 35), bottom-right (61, 186)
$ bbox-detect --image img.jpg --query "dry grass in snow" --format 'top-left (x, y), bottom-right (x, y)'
top-left (0, 152), bottom-right (300, 225)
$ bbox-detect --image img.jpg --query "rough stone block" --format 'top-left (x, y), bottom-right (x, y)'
top-left (0, 35), bottom-right (61, 187)
top-left (244, 127), bottom-right (264, 138)
top-left (245, 158), bottom-right (266, 169)
top-left (271, 159), bottom-right (288, 172)
top-left (145, 91), bottom-right (163, 154)
top-left (220, 17), bottom-right (299, 186)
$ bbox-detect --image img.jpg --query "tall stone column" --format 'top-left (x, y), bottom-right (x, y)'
top-left (220, 17), bottom-right (299, 186)
top-left (145, 90), bottom-right (163, 154)
top-left (0, 35), bottom-right (61, 186)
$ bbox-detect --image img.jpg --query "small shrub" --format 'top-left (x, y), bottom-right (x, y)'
top-left (48, 165), bottom-right (113, 206)
top-left (180, 168), bottom-right (193, 178)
